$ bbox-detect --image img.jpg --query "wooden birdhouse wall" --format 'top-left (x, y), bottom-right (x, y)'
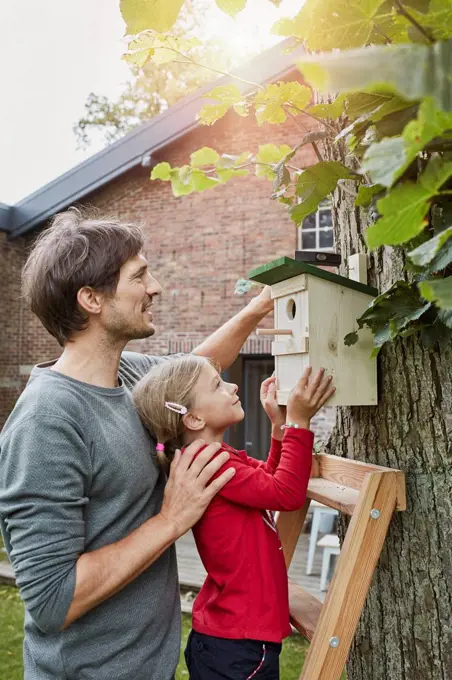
top-left (250, 257), bottom-right (379, 408)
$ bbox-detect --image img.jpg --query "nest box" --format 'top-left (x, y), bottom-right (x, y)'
top-left (249, 256), bottom-right (378, 407)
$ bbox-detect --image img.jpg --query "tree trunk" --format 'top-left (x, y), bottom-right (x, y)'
top-left (325, 138), bottom-right (452, 680)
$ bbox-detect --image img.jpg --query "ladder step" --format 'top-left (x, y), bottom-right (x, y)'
top-left (288, 581), bottom-right (322, 641)
top-left (307, 478), bottom-right (359, 516)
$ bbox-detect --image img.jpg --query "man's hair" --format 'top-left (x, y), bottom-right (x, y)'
top-left (22, 207), bottom-right (144, 346)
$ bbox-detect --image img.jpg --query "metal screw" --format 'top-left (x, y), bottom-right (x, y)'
top-left (370, 508), bottom-right (380, 520)
top-left (329, 637), bottom-right (340, 648)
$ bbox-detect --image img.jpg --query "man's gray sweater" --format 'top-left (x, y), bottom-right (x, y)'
top-left (0, 352), bottom-right (180, 680)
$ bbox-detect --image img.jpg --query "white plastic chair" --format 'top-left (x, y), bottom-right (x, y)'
top-left (306, 500), bottom-right (338, 575)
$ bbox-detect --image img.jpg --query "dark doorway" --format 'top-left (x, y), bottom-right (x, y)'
top-left (223, 355), bottom-right (274, 460)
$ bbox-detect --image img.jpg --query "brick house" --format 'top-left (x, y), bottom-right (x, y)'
top-left (0, 42), bottom-right (335, 453)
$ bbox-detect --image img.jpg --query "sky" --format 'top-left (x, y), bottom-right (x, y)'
top-left (0, 0), bottom-right (302, 205)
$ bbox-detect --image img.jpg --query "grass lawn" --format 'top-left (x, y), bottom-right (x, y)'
top-left (0, 586), bottom-right (310, 679)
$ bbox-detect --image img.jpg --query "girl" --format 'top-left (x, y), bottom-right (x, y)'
top-left (133, 356), bottom-right (334, 680)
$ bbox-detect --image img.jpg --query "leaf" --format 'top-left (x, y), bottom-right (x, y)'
top-left (272, 0), bottom-right (388, 50)
top-left (120, 0), bottom-right (185, 34)
top-left (217, 168), bottom-right (249, 182)
top-left (198, 84), bottom-right (244, 125)
top-left (347, 93), bottom-right (414, 123)
top-left (291, 161), bottom-right (357, 225)
top-left (170, 167), bottom-right (194, 197)
top-left (361, 137), bottom-right (407, 187)
top-left (273, 165), bottom-right (291, 193)
top-left (190, 147), bottom-right (220, 167)
top-left (298, 40), bottom-right (452, 113)
top-left (233, 102), bottom-right (250, 117)
top-left (217, 152), bottom-right (252, 168)
top-left (255, 143), bottom-right (292, 179)
top-left (408, 0), bottom-right (452, 41)
top-left (151, 162), bottom-right (172, 181)
top-left (206, 84), bottom-right (243, 105)
top-left (355, 184), bottom-right (385, 207)
top-left (365, 157), bottom-right (452, 248)
top-left (408, 226), bottom-right (452, 270)
top-left (123, 31), bottom-right (202, 68)
top-left (253, 82), bottom-right (311, 126)
top-left (198, 103), bottom-right (230, 125)
top-left (419, 277), bottom-right (452, 308)
top-left (362, 98), bottom-right (452, 187)
top-left (215, 0), bottom-right (247, 16)
top-left (355, 280), bottom-right (431, 348)
top-left (438, 308), bottom-right (452, 328)
top-left (344, 331), bottom-right (359, 346)
top-left (234, 278), bottom-right (257, 295)
top-left (191, 170), bottom-right (220, 192)
top-left (307, 99), bottom-right (344, 120)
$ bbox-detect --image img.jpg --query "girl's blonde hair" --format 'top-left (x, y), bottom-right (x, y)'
top-left (132, 354), bottom-right (213, 467)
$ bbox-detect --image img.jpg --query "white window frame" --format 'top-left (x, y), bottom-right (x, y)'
top-left (298, 200), bottom-right (334, 252)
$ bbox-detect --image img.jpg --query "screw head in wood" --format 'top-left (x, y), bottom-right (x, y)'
top-left (370, 508), bottom-right (381, 519)
top-left (329, 637), bottom-right (340, 648)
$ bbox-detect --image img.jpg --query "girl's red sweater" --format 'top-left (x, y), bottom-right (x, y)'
top-left (184, 428), bottom-right (313, 644)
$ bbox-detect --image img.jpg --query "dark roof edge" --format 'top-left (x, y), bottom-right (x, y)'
top-left (7, 39), bottom-right (303, 239)
top-left (0, 203), bottom-right (13, 233)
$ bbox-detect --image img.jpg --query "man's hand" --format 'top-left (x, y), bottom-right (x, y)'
top-left (250, 285), bottom-right (273, 315)
top-left (159, 441), bottom-right (235, 537)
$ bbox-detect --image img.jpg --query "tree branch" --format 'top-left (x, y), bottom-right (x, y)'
top-left (157, 47), bottom-right (265, 90)
top-left (285, 101), bottom-right (337, 133)
top-left (393, 0), bottom-right (435, 44)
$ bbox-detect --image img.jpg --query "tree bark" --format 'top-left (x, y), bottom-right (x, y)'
top-left (324, 136), bottom-right (452, 679)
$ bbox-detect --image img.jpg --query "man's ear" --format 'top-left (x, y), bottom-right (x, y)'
top-left (77, 287), bottom-right (104, 316)
top-left (182, 412), bottom-right (205, 433)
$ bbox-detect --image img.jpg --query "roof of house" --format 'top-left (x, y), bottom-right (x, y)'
top-left (1, 40), bottom-right (302, 240)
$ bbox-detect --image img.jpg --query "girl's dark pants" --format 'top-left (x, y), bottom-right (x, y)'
top-left (185, 630), bottom-right (282, 680)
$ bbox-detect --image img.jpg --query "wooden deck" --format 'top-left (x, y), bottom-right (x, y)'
top-left (177, 529), bottom-right (326, 602)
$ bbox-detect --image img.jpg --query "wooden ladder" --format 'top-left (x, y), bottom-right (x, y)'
top-left (277, 453), bottom-right (406, 680)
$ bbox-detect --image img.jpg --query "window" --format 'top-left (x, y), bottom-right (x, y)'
top-left (298, 201), bottom-right (334, 251)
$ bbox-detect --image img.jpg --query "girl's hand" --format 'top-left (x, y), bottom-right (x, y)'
top-left (260, 375), bottom-right (286, 428)
top-left (286, 367), bottom-right (335, 430)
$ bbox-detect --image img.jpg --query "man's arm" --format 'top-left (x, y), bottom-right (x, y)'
top-left (0, 417), bottom-right (234, 633)
top-left (64, 442), bottom-right (234, 628)
top-left (192, 287), bottom-right (273, 370)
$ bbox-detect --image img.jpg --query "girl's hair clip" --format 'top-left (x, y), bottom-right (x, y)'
top-left (156, 443), bottom-right (165, 452)
top-left (164, 401), bottom-right (188, 415)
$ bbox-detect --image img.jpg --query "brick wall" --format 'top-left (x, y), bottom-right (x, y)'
top-left (0, 109), bottom-right (335, 438)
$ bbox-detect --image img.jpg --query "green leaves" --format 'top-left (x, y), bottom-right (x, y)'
top-left (272, 0), bottom-right (388, 50)
top-left (409, 226), bottom-right (452, 271)
top-left (419, 277), bottom-right (452, 308)
top-left (253, 82), bottom-right (311, 125)
top-left (298, 40), bottom-right (452, 113)
top-left (348, 281), bottom-right (432, 353)
top-left (215, 0), bottom-right (247, 16)
top-left (150, 148), bottom-right (253, 196)
top-left (151, 162), bottom-right (171, 181)
top-left (407, 0), bottom-right (452, 41)
top-left (362, 137), bottom-right (407, 187)
top-left (255, 144), bottom-right (292, 179)
top-left (356, 184), bottom-right (385, 207)
top-left (190, 147), bottom-right (220, 167)
top-left (198, 81), bottom-right (311, 127)
top-left (120, 0), bottom-right (185, 34)
top-left (362, 97), bottom-right (452, 188)
top-left (123, 31), bottom-right (201, 68)
top-left (198, 84), bottom-right (244, 125)
top-left (290, 162), bottom-right (357, 225)
top-left (366, 157), bottom-right (452, 248)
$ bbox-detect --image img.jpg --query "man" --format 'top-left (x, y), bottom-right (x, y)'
top-left (0, 208), bottom-right (274, 680)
